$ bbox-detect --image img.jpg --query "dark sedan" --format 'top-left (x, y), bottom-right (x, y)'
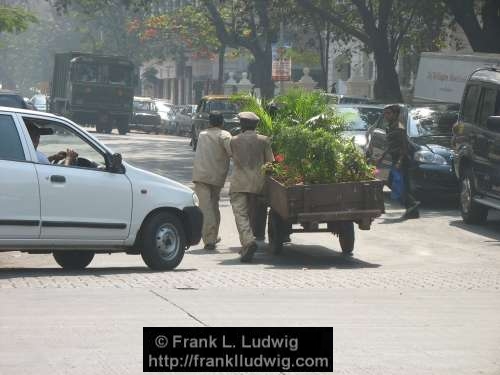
top-left (366, 104), bottom-right (459, 197)
top-left (129, 97), bottom-right (162, 134)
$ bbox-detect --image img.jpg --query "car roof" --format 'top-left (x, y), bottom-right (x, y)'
top-left (335, 104), bottom-right (385, 110)
top-left (0, 90), bottom-right (22, 96)
top-left (0, 105), bottom-right (56, 116)
top-left (469, 67), bottom-right (500, 85)
top-left (133, 96), bottom-right (154, 102)
top-left (202, 95), bottom-right (230, 100)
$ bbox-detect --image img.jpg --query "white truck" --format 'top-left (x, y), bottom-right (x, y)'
top-left (413, 52), bottom-right (500, 104)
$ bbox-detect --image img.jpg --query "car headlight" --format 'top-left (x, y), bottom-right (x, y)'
top-left (413, 150), bottom-right (448, 165)
top-left (192, 193), bottom-right (199, 207)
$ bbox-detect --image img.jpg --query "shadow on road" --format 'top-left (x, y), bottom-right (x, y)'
top-left (0, 266), bottom-right (198, 280)
top-left (449, 218), bottom-right (500, 244)
top-left (219, 245), bottom-right (380, 270)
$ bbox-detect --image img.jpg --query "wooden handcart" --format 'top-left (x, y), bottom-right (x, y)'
top-left (266, 176), bottom-right (385, 254)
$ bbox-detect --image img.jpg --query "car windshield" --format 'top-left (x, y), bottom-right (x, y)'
top-left (337, 107), bottom-right (384, 131)
top-left (108, 64), bottom-right (132, 85)
top-left (209, 100), bottom-right (239, 113)
top-left (156, 102), bottom-right (173, 113)
top-left (0, 95), bottom-right (23, 108)
top-left (134, 101), bottom-right (155, 111)
top-left (408, 108), bottom-right (458, 137)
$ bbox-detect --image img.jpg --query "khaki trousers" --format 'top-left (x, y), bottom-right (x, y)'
top-left (230, 192), bottom-right (264, 247)
top-left (194, 182), bottom-right (222, 245)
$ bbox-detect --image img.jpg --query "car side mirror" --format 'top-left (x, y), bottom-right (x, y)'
top-left (108, 153), bottom-right (124, 173)
top-left (486, 116), bottom-right (500, 132)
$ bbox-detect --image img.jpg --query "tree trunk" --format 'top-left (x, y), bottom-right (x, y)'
top-left (253, 48), bottom-right (275, 99)
top-left (218, 44), bottom-right (225, 94)
top-left (372, 42), bottom-right (403, 102)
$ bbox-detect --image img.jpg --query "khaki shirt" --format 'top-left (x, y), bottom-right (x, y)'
top-left (192, 127), bottom-right (232, 187)
top-left (229, 130), bottom-right (274, 193)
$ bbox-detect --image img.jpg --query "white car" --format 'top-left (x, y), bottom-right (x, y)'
top-left (0, 106), bottom-right (202, 270)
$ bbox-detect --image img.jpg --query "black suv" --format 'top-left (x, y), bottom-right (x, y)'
top-left (452, 67), bottom-right (500, 224)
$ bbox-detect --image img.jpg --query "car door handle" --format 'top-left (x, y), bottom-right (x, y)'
top-left (50, 175), bottom-right (66, 183)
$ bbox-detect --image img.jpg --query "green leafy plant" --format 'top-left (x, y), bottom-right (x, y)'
top-left (235, 90), bottom-right (375, 186)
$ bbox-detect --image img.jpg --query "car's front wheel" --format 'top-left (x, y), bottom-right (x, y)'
top-left (53, 251), bottom-right (95, 270)
top-left (140, 212), bottom-right (186, 270)
top-left (460, 168), bottom-right (488, 224)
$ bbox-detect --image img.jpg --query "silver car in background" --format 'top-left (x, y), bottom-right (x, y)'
top-left (155, 99), bottom-right (176, 134)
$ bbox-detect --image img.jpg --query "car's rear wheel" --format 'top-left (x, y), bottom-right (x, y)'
top-left (460, 168), bottom-right (488, 224)
top-left (53, 251), bottom-right (94, 270)
top-left (118, 124), bottom-right (129, 135)
top-left (140, 212), bottom-right (186, 270)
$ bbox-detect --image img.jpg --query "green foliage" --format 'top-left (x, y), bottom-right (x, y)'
top-left (0, 10), bottom-right (79, 94)
top-left (273, 89), bottom-right (334, 125)
top-left (231, 93), bottom-right (274, 136)
top-left (0, 6), bottom-right (37, 34)
top-left (236, 90), bottom-right (375, 185)
top-left (133, 5), bottom-right (221, 60)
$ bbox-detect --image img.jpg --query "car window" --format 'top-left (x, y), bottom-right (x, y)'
top-left (156, 102), bottom-right (172, 113)
top-left (133, 101), bottom-right (154, 111)
top-left (478, 88), bottom-right (499, 128)
top-left (72, 62), bottom-right (100, 83)
top-left (462, 85), bottom-right (481, 123)
top-left (208, 100), bottom-right (238, 112)
top-left (0, 95), bottom-right (23, 108)
top-left (23, 117), bottom-right (106, 169)
top-left (337, 107), bottom-right (384, 131)
top-left (0, 114), bottom-right (25, 161)
top-left (108, 64), bottom-right (132, 85)
top-left (408, 109), bottom-right (458, 137)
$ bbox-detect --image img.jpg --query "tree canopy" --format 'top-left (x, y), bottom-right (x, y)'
top-left (0, 5), bottom-right (37, 34)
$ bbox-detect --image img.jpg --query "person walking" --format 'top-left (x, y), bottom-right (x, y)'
top-left (378, 104), bottom-right (420, 219)
top-left (192, 112), bottom-right (232, 250)
top-left (229, 112), bottom-right (274, 262)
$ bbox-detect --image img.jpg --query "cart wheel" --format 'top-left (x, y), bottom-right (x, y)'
top-left (268, 209), bottom-right (285, 254)
top-left (338, 221), bottom-right (355, 255)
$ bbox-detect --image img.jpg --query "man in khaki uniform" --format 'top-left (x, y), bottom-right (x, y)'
top-left (230, 112), bottom-right (274, 262)
top-left (192, 112), bottom-right (232, 250)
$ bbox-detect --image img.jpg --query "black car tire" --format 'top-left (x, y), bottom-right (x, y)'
top-left (140, 212), bottom-right (186, 270)
top-left (337, 221), bottom-right (355, 255)
top-left (53, 251), bottom-right (94, 270)
top-left (118, 124), bottom-right (128, 135)
top-left (460, 168), bottom-right (488, 225)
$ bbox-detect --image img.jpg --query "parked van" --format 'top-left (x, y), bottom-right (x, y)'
top-left (452, 67), bottom-right (500, 224)
top-left (0, 106), bottom-right (202, 270)
top-left (414, 52), bottom-right (500, 104)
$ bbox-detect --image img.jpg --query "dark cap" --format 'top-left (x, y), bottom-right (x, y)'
top-left (26, 121), bottom-right (53, 136)
top-left (384, 104), bottom-right (401, 115)
top-left (209, 111), bottom-right (224, 126)
top-left (238, 111), bottom-right (260, 122)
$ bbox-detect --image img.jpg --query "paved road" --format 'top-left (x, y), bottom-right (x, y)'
top-left (1, 131), bottom-right (500, 374)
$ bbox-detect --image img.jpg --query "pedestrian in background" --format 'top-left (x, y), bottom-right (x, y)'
top-left (192, 112), bottom-right (232, 250)
top-left (377, 104), bottom-right (420, 219)
top-left (229, 112), bottom-right (274, 262)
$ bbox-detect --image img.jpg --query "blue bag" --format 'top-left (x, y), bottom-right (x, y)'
top-left (389, 167), bottom-right (404, 202)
